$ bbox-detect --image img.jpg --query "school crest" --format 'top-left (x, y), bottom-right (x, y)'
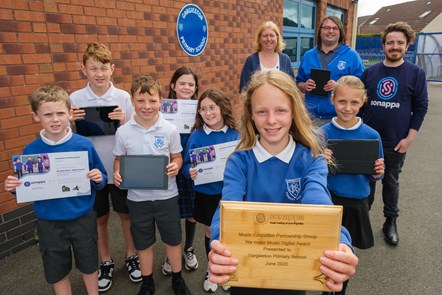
top-left (285, 178), bottom-right (301, 201)
top-left (154, 136), bottom-right (165, 149)
top-left (337, 60), bottom-right (346, 70)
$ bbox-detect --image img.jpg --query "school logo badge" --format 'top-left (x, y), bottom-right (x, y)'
top-left (285, 178), bottom-right (301, 201)
top-left (377, 77), bottom-right (398, 100)
top-left (154, 136), bottom-right (165, 149)
top-left (337, 60), bottom-right (346, 70)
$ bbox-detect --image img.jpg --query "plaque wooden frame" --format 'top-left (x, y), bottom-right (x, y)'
top-left (219, 201), bottom-right (343, 291)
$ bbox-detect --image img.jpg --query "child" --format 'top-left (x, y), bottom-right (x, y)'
top-left (37, 156), bottom-right (44, 173)
top-left (208, 70), bottom-right (359, 295)
top-left (182, 88), bottom-right (240, 293)
top-left (70, 42), bottom-right (138, 292)
top-left (25, 157), bottom-right (34, 173)
top-left (161, 67), bottom-right (200, 276)
top-left (113, 75), bottom-right (192, 295)
top-left (4, 85), bottom-right (107, 295)
top-left (320, 76), bottom-right (384, 294)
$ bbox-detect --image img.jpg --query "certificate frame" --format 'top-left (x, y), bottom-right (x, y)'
top-left (75, 105), bottom-right (119, 136)
top-left (120, 155), bottom-right (169, 190)
top-left (220, 201), bottom-right (342, 291)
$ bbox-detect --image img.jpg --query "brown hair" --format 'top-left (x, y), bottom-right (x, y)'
top-left (253, 21), bottom-right (286, 52)
top-left (316, 16), bottom-right (346, 46)
top-left (192, 88), bottom-right (237, 131)
top-left (382, 22), bottom-right (416, 45)
top-left (238, 70), bottom-right (325, 157)
top-left (130, 75), bottom-right (162, 97)
top-left (29, 85), bottom-right (71, 113)
top-left (168, 67), bottom-right (199, 99)
top-left (82, 42), bottom-right (112, 65)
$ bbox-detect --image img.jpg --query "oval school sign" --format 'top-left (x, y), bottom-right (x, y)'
top-left (177, 4), bottom-right (208, 56)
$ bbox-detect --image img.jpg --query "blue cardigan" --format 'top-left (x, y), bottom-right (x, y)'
top-left (239, 51), bottom-right (295, 92)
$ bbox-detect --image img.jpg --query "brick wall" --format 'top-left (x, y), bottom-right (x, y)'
top-left (0, 0), bottom-right (283, 259)
top-left (0, 0), bottom-right (356, 259)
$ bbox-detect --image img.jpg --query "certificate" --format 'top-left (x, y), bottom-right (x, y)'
top-left (220, 201), bottom-right (342, 291)
top-left (161, 99), bottom-right (197, 133)
top-left (191, 140), bottom-right (239, 186)
top-left (12, 151), bottom-right (91, 203)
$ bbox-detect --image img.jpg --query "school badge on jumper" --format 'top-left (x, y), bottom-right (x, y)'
top-left (285, 178), bottom-right (301, 201)
top-left (337, 60), bottom-right (346, 70)
top-left (154, 136), bottom-right (165, 149)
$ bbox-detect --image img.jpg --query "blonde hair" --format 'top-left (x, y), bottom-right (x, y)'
top-left (332, 75), bottom-right (367, 103)
top-left (29, 85), bottom-right (71, 113)
top-left (83, 42), bottom-right (112, 65)
top-left (253, 21), bottom-right (286, 52)
top-left (238, 70), bottom-right (324, 157)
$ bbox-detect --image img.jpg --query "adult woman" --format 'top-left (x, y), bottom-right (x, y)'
top-left (239, 20), bottom-right (294, 92)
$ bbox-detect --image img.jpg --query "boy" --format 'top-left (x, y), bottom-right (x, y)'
top-left (4, 85), bottom-right (107, 294)
top-left (70, 43), bottom-right (139, 292)
top-left (320, 76), bottom-right (384, 294)
top-left (113, 75), bottom-right (192, 295)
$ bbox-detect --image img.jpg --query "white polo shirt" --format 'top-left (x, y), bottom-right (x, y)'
top-left (70, 82), bottom-right (133, 184)
top-left (113, 112), bottom-right (182, 201)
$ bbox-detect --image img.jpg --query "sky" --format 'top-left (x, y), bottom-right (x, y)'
top-left (357, 0), bottom-right (416, 17)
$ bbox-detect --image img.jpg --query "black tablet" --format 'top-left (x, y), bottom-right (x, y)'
top-left (119, 155), bottom-right (169, 190)
top-left (75, 105), bottom-right (119, 136)
top-left (310, 68), bottom-right (331, 97)
top-left (327, 139), bottom-right (379, 174)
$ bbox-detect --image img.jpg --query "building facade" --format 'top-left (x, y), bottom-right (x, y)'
top-left (0, 0), bottom-right (356, 259)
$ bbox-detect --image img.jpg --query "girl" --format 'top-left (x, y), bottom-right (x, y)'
top-left (162, 67), bottom-right (200, 276)
top-left (208, 70), bottom-right (359, 295)
top-left (320, 76), bottom-right (384, 294)
top-left (183, 89), bottom-right (240, 292)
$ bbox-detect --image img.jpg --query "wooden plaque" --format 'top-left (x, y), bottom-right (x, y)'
top-left (219, 201), bottom-right (343, 291)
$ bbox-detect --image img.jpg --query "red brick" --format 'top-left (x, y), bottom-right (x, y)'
top-left (94, 0), bottom-right (116, 9)
top-left (46, 23), bottom-right (61, 33)
top-left (0, 200), bottom-right (18, 214)
top-left (23, 54), bottom-right (52, 64)
top-left (0, 192), bottom-right (15, 204)
top-left (0, 147), bottom-right (26, 162)
top-left (25, 73), bottom-right (55, 85)
top-left (18, 32), bottom-right (49, 43)
top-left (0, 108), bottom-right (15, 119)
top-left (28, 1), bottom-right (44, 11)
top-left (19, 123), bottom-right (41, 136)
top-left (0, 76), bottom-right (25, 87)
top-left (14, 10), bottom-right (45, 22)
top-left (10, 84), bottom-right (39, 96)
top-left (39, 64), bottom-right (53, 73)
top-left (0, 127), bottom-right (19, 140)
top-left (0, 9), bottom-right (14, 20)
top-left (1, 115), bottom-right (33, 129)
top-left (4, 134), bottom-right (35, 149)
top-left (7, 64), bottom-right (39, 75)
top-left (32, 22), bottom-right (47, 33)
top-left (116, 1), bottom-right (135, 11)
top-left (45, 13), bottom-right (73, 24)
top-left (0, 95), bottom-right (28, 108)
top-left (59, 4), bottom-right (84, 15)
top-left (0, 20), bottom-right (32, 32)
top-left (15, 105), bottom-right (32, 116)
top-left (0, 87), bottom-right (11, 97)
top-left (60, 23), bottom-right (86, 34)
top-left (0, 160), bottom-right (10, 173)
top-left (72, 15), bottom-right (97, 25)
top-left (0, 0), bottom-right (28, 10)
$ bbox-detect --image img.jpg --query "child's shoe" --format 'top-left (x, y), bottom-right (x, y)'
top-left (184, 247), bottom-right (199, 270)
top-left (172, 277), bottom-right (192, 295)
top-left (98, 260), bottom-right (114, 292)
top-left (125, 254), bottom-right (142, 282)
top-left (161, 256), bottom-right (172, 276)
top-left (203, 270), bottom-right (218, 293)
top-left (137, 282), bottom-right (155, 295)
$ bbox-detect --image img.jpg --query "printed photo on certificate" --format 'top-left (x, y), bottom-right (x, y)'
top-left (191, 140), bottom-right (239, 186)
top-left (12, 151), bottom-right (91, 203)
top-left (161, 98), bottom-right (197, 133)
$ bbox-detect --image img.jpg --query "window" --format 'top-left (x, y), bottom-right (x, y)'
top-left (283, 0), bottom-right (316, 67)
top-left (326, 6), bottom-right (345, 25)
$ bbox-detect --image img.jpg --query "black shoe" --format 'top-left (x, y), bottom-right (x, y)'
top-left (172, 277), bottom-right (192, 295)
top-left (137, 283), bottom-right (155, 295)
top-left (382, 217), bottom-right (399, 245)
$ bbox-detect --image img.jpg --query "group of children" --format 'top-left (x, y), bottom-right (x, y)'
top-left (4, 41), bottom-right (384, 295)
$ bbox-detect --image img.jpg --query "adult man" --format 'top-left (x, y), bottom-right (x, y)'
top-left (361, 22), bottom-right (428, 246)
top-left (296, 16), bottom-right (365, 124)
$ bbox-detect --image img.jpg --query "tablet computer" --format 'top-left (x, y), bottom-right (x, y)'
top-left (75, 105), bottom-right (119, 136)
top-left (120, 155), bottom-right (169, 190)
top-left (327, 139), bottom-right (379, 174)
top-left (310, 69), bottom-right (331, 97)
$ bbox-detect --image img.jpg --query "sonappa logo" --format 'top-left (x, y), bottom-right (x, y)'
top-left (377, 77), bottom-right (398, 100)
top-left (254, 212), bottom-right (268, 224)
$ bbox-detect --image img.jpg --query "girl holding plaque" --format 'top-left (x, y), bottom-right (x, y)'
top-left (208, 70), bottom-right (359, 295)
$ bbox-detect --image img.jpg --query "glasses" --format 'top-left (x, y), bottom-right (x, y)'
top-left (198, 104), bottom-right (218, 115)
top-left (321, 26), bottom-right (339, 32)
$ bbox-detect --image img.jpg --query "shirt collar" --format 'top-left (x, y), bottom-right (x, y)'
top-left (331, 117), bottom-right (362, 130)
top-left (319, 44), bottom-right (341, 54)
top-left (252, 135), bottom-right (296, 164)
top-left (203, 124), bottom-right (228, 134)
top-left (130, 112), bottom-right (164, 131)
top-left (86, 82), bottom-right (114, 102)
top-left (40, 127), bottom-right (73, 146)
